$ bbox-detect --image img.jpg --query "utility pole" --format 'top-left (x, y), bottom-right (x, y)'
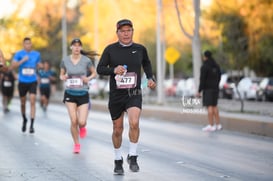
top-left (62, 0), bottom-right (67, 59)
top-left (93, 0), bottom-right (98, 52)
top-left (156, 0), bottom-right (164, 104)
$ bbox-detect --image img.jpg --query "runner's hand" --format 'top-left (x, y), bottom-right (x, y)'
top-left (60, 74), bottom-right (68, 81)
top-left (114, 65), bottom-right (126, 75)
top-left (196, 92), bottom-right (201, 98)
top-left (148, 79), bottom-right (156, 89)
top-left (82, 76), bottom-right (90, 84)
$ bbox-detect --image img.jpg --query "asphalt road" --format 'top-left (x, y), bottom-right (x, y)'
top-left (0, 99), bottom-right (273, 181)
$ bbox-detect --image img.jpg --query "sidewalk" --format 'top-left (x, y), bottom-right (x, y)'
top-left (51, 92), bottom-right (273, 138)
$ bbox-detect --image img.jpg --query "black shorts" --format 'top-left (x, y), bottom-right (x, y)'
top-left (63, 91), bottom-right (89, 107)
top-left (40, 87), bottom-right (51, 99)
top-left (18, 82), bottom-right (37, 97)
top-left (109, 92), bottom-right (142, 120)
top-left (203, 89), bottom-right (219, 106)
top-left (1, 87), bottom-right (14, 97)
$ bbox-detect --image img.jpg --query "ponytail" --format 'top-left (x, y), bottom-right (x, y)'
top-left (80, 49), bottom-right (99, 61)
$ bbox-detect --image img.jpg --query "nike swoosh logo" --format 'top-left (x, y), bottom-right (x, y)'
top-left (132, 50), bottom-right (137, 53)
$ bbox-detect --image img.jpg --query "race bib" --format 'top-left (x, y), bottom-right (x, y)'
top-left (66, 77), bottom-right (83, 88)
top-left (41, 78), bottom-right (50, 84)
top-left (116, 72), bottom-right (137, 89)
top-left (22, 68), bottom-right (35, 75)
top-left (3, 81), bottom-right (12, 87)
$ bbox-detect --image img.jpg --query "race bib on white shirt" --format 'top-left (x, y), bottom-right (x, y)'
top-left (41, 78), bottom-right (50, 84)
top-left (3, 81), bottom-right (12, 87)
top-left (22, 68), bottom-right (35, 76)
top-left (116, 72), bottom-right (137, 89)
top-left (66, 76), bottom-right (83, 88)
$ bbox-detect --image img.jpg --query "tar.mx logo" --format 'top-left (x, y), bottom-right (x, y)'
top-left (181, 96), bottom-right (201, 107)
top-left (181, 96), bottom-right (205, 114)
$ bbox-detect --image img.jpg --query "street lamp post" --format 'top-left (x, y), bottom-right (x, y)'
top-left (62, 0), bottom-right (67, 59)
top-left (156, 0), bottom-right (164, 104)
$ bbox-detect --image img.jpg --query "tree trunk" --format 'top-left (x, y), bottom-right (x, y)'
top-left (175, 0), bottom-right (201, 88)
top-left (192, 35), bottom-right (201, 88)
top-left (192, 0), bottom-right (201, 87)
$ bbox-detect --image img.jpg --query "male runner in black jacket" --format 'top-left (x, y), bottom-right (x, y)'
top-left (97, 19), bottom-right (156, 175)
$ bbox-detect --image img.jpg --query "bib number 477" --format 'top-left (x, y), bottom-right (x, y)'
top-left (116, 72), bottom-right (137, 89)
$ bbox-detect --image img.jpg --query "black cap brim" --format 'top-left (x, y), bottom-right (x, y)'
top-left (71, 38), bottom-right (82, 46)
top-left (116, 19), bottom-right (133, 30)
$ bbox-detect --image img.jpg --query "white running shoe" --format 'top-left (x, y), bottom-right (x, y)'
top-left (216, 124), bottom-right (223, 130)
top-left (202, 125), bottom-right (216, 132)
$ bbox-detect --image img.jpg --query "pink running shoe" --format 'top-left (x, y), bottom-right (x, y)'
top-left (73, 144), bottom-right (80, 154)
top-left (79, 127), bottom-right (87, 138)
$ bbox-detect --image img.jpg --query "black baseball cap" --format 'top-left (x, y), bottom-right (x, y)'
top-left (116, 19), bottom-right (133, 30)
top-left (71, 38), bottom-right (82, 46)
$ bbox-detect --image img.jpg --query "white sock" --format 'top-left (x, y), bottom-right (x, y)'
top-left (114, 147), bottom-right (122, 160)
top-left (129, 142), bottom-right (138, 156)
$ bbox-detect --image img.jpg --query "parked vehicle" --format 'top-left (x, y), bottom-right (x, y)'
top-left (88, 79), bottom-right (99, 98)
top-left (219, 73), bottom-right (242, 99)
top-left (175, 79), bottom-right (186, 97)
top-left (184, 78), bottom-right (196, 97)
top-left (233, 77), bottom-right (260, 100)
top-left (164, 79), bottom-right (179, 97)
top-left (256, 77), bottom-right (273, 101)
top-left (175, 78), bottom-right (196, 97)
top-left (88, 78), bottom-right (108, 98)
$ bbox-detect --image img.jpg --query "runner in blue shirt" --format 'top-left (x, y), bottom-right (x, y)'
top-left (12, 37), bottom-right (42, 134)
top-left (38, 61), bottom-right (55, 112)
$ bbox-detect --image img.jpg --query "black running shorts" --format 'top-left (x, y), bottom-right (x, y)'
top-left (63, 91), bottom-right (89, 107)
top-left (108, 93), bottom-right (142, 120)
top-left (18, 82), bottom-right (38, 97)
top-left (203, 89), bottom-right (219, 106)
top-left (40, 87), bottom-right (51, 99)
top-left (1, 87), bottom-right (14, 97)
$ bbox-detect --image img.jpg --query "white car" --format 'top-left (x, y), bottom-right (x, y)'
top-left (88, 79), bottom-right (100, 98)
top-left (175, 79), bottom-right (186, 97)
top-left (175, 78), bottom-right (196, 97)
top-left (233, 77), bottom-right (260, 100)
top-left (219, 73), bottom-right (237, 99)
top-left (88, 78), bottom-right (108, 98)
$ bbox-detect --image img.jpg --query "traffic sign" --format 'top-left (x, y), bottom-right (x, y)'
top-left (165, 47), bottom-right (180, 64)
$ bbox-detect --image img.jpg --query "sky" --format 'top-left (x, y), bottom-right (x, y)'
top-left (0, 0), bottom-right (212, 18)
top-left (0, 0), bottom-right (35, 18)
top-left (0, 0), bottom-right (17, 18)
top-left (0, 0), bottom-right (79, 18)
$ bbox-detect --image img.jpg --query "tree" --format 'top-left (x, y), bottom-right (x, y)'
top-left (174, 0), bottom-right (202, 88)
top-left (0, 0), bottom-right (84, 89)
top-left (0, 15), bottom-right (34, 60)
top-left (241, 0), bottom-right (273, 76)
top-left (205, 0), bottom-right (273, 76)
top-left (255, 33), bottom-right (273, 76)
top-left (211, 12), bottom-right (248, 70)
top-left (207, 1), bottom-right (249, 112)
top-left (79, 0), bottom-right (157, 54)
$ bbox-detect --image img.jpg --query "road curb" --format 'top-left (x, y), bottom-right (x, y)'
top-left (89, 99), bottom-right (273, 138)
